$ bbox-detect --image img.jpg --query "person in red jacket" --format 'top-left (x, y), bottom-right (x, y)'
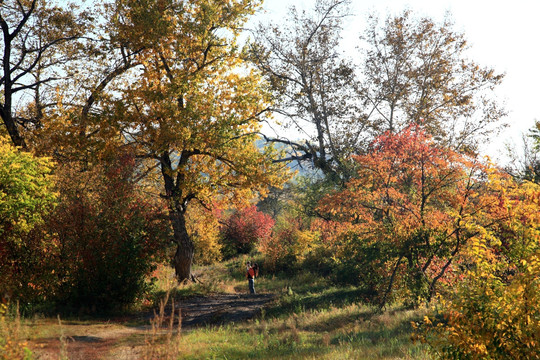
top-left (246, 262), bottom-right (258, 294)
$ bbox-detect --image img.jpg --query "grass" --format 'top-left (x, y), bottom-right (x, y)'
top-left (173, 301), bottom-right (430, 359)
top-left (10, 256), bottom-right (431, 359)
top-left (165, 257), bottom-right (431, 359)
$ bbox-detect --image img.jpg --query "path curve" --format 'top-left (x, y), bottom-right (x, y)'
top-left (31, 292), bottom-right (276, 360)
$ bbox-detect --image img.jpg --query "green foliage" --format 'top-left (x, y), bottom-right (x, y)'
top-left (0, 136), bottom-right (57, 301)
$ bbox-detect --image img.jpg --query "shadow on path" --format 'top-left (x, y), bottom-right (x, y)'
top-left (177, 293), bottom-right (275, 328)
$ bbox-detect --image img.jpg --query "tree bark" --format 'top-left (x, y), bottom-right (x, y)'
top-left (160, 151), bottom-right (194, 282)
top-left (170, 209), bottom-right (194, 282)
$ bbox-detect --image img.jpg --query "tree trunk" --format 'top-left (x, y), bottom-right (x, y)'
top-left (170, 209), bottom-right (194, 282)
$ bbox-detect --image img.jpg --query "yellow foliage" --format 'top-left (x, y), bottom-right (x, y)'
top-left (421, 171), bottom-right (540, 359)
top-left (259, 215), bottom-right (320, 269)
top-left (186, 203), bottom-right (222, 265)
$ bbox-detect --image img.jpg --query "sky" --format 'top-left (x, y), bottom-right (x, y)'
top-left (253, 0), bottom-right (540, 163)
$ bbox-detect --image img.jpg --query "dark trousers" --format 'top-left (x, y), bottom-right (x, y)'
top-left (248, 278), bottom-right (255, 294)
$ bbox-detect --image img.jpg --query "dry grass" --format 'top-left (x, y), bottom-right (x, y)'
top-left (141, 289), bottom-right (182, 360)
top-left (0, 303), bottom-right (33, 360)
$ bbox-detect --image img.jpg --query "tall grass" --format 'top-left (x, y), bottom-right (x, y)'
top-left (0, 303), bottom-right (33, 360)
top-left (142, 288), bottom-right (182, 360)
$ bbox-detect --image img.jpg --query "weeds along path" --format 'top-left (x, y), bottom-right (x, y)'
top-left (30, 292), bottom-right (275, 360)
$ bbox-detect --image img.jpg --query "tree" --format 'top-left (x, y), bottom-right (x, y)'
top-left (252, 6), bottom-right (506, 183)
top-left (319, 126), bottom-right (504, 307)
top-left (505, 120), bottom-right (540, 184)
top-left (419, 174), bottom-right (540, 359)
top-left (358, 11), bottom-right (506, 152)
top-left (0, 135), bottom-right (56, 300)
top-left (0, 0), bottom-right (89, 148)
top-left (96, 0), bottom-right (289, 281)
top-left (250, 0), bottom-right (359, 180)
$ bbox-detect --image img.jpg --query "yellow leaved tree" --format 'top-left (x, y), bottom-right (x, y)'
top-left (418, 168), bottom-right (540, 359)
top-left (95, 0), bottom-right (289, 281)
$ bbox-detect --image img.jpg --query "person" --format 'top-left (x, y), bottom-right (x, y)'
top-left (246, 262), bottom-right (257, 294)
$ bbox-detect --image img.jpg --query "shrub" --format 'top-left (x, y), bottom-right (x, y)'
top-left (259, 216), bottom-right (320, 272)
top-left (221, 205), bottom-right (274, 258)
top-left (418, 175), bottom-right (540, 359)
top-left (49, 155), bottom-right (170, 311)
top-left (186, 203), bottom-right (222, 265)
top-left (0, 136), bottom-right (57, 303)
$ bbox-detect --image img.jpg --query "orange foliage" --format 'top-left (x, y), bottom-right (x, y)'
top-left (319, 126), bottom-right (504, 305)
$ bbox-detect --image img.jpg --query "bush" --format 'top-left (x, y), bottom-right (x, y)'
top-left (418, 177), bottom-right (540, 359)
top-left (259, 216), bottom-right (320, 272)
top-left (0, 136), bottom-right (57, 303)
top-left (49, 155), bottom-right (170, 311)
top-left (220, 205), bottom-right (274, 258)
top-left (186, 203), bottom-right (222, 265)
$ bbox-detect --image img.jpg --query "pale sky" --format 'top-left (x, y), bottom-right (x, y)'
top-left (255, 0), bottom-right (540, 163)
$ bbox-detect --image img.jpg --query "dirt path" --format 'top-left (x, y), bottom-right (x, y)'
top-left (30, 292), bottom-right (275, 360)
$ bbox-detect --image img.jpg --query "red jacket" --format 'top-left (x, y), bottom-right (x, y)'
top-left (247, 267), bottom-right (255, 279)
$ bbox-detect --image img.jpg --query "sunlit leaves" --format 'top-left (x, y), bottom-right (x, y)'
top-left (318, 126), bottom-right (497, 306)
top-left (0, 136), bottom-right (57, 299)
top-left (420, 175), bottom-right (540, 359)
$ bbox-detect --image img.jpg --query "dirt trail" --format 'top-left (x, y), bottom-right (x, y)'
top-left (31, 292), bottom-right (275, 360)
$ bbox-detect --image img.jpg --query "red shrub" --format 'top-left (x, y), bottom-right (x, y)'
top-left (221, 205), bottom-right (274, 257)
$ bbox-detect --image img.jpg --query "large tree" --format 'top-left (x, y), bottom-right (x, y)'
top-left (358, 11), bottom-right (506, 152)
top-left (250, 0), bottom-right (359, 180)
top-left (96, 0), bottom-right (289, 281)
top-left (252, 5), bottom-right (506, 181)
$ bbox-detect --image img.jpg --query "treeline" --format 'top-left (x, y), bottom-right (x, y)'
top-left (0, 0), bottom-right (539, 358)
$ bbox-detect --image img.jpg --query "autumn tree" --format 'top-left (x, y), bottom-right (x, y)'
top-left (358, 11), bottom-right (506, 152)
top-left (319, 126), bottom-right (505, 307)
top-left (0, 0), bottom-right (90, 149)
top-left (419, 173), bottom-right (540, 359)
top-left (0, 136), bottom-right (56, 300)
top-left (250, 0), bottom-right (359, 180)
top-left (86, 0), bottom-right (290, 282)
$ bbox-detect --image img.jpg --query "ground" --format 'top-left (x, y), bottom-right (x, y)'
top-left (29, 292), bottom-right (275, 360)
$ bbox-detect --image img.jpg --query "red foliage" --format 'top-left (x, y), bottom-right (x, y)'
top-left (319, 125), bottom-right (497, 305)
top-left (221, 205), bottom-right (274, 255)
